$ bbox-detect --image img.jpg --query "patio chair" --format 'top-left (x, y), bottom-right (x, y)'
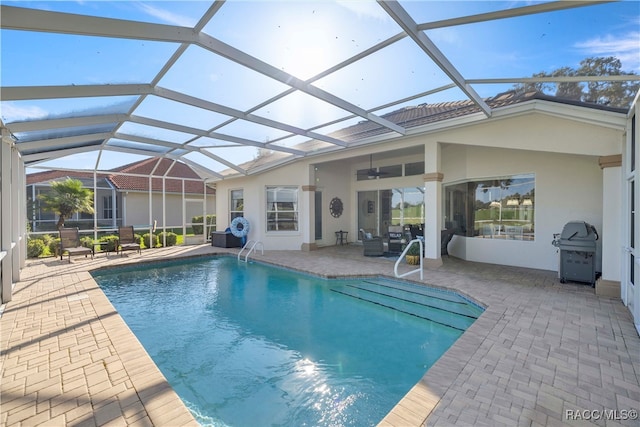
top-left (59, 227), bottom-right (93, 263)
top-left (118, 225), bottom-right (141, 256)
top-left (387, 225), bottom-right (405, 253)
top-left (359, 229), bottom-right (384, 257)
top-left (441, 229), bottom-right (455, 256)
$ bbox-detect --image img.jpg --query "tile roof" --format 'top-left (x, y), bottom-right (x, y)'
top-left (28, 158), bottom-right (215, 195)
top-left (26, 170), bottom-right (105, 185)
top-left (227, 90), bottom-right (626, 173)
top-left (328, 89), bottom-right (626, 142)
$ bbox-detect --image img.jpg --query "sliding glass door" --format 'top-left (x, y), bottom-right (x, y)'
top-left (358, 191), bottom-right (378, 237)
top-left (357, 188), bottom-right (425, 239)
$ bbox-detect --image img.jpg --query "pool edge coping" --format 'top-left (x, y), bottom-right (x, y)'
top-left (80, 271), bottom-right (200, 426)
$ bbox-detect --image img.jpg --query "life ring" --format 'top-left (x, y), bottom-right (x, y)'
top-left (230, 217), bottom-right (250, 238)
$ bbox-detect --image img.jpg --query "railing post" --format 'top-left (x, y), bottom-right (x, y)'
top-left (394, 239), bottom-right (423, 280)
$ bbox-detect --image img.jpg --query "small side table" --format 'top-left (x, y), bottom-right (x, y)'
top-left (335, 230), bottom-right (348, 245)
top-left (92, 242), bottom-right (114, 257)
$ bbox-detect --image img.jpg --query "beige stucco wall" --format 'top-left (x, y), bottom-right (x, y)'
top-left (442, 145), bottom-right (603, 271)
top-left (123, 192), bottom-right (215, 230)
top-left (214, 106), bottom-right (625, 271)
top-left (215, 161), bottom-right (313, 249)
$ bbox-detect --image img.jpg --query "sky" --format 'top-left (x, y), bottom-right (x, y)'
top-left (1, 0), bottom-right (639, 173)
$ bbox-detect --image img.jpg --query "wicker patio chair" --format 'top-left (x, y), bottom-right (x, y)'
top-left (387, 225), bottom-right (405, 253)
top-left (59, 227), bottom-right (93, 263)
top-left (359, 228), bottom-right (384, 257)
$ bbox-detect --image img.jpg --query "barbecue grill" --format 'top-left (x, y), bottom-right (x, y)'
top-left (552, 221), bottom-right (599, 286)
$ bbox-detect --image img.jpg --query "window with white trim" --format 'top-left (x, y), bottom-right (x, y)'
top-left (103, 195), bottom-right (113, 219)
top-left (266, 186), bottom-right (298, 231)
top-left (445, 174), bottom-right (535, 240)
top-left (230, 189), bottom-right (244, 220)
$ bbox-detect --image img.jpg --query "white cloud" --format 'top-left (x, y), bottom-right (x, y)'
top-left (428, 27), bottom-right (462, 46)
top-left (136, 3), bottom-right (195, 27)
top-left (336, 0), bottom-right (391, 22)
top-left (574, 32), bottom-right (640, 70)
top-left (1, 103), bottom-right (48, 123)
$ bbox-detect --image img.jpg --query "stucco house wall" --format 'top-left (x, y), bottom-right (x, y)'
top-left (124, 192), bottom-right (215, 230)
top-left (214, 102), bottom-right (624, 273)
top-left (442, 145), bottom-right (603, 271)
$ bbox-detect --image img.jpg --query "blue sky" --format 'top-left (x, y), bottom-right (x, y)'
top-left (1, 1), bottom-right (639, 172)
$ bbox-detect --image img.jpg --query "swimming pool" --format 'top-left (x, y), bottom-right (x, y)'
top-left (93, 256), bottom-right (483, 426)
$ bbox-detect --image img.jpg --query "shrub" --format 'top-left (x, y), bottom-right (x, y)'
top-left (98, 235), bottom-right (119, 252)
top-left (191, 215), bottom-right (216, 235)
top-left (27, 239), bottom-right (45, 258)
top-left (80, 236), bottom-right (93, 248)
top-left (158, 232), bottom-right (178, 247)
top-left (48, 237), bottom-right (61, 258)
top-left (142, 233), bottom-right (159, 248)
top-left (406, 241), bottom-right (422, 256)
top-left (41, 233), bottom-right (54, 247)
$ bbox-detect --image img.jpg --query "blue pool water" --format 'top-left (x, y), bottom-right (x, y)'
top-left (93, 256), bottom-right (482, 427)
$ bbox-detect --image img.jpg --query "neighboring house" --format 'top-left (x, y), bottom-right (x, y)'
top-left (214, 89), bottom-right (628, 291)
top-left (27, 158), bottom-right (216, 233)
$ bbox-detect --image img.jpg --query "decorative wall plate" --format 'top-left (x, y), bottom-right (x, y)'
top-left (329, 197), bottom-right (343, 218)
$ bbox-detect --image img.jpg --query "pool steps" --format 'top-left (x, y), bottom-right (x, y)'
top-left (330, 279), bottom-right (480, 331)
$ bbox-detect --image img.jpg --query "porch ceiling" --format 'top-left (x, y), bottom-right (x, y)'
top-left (1, 1), bottom-right (638, 180)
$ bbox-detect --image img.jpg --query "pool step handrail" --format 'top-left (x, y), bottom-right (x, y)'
top-left (238, 240), bottom-right (264, 262)
top-left (394, 239), bottom-right (423, 280)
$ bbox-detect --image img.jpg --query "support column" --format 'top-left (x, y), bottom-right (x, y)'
top-left (11, 147), bottom-right (22, 281)
top-left (597, 154), bottom-right (622, 297)
top-left (93, 171), bottom-right (98, 240)
top-left (1, 127), bottom-right (14, 303)
top-left (301, 185), bottom-right (317, 251)
top-left (423, 142), bottom-right (443, 268)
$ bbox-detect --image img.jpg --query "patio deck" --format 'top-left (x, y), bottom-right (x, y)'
top-left (1, 244), bottom-right (638, 426)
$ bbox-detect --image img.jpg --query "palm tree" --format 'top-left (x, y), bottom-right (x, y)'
top-left (38, 178), bottom-right (94, 229)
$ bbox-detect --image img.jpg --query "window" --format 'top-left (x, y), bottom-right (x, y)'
top-left (356, 161), bottom-right (424, 181)
top-left (405, 161), bottom-right (424, 176)
top-left (445, 174), bottom-right (535, 240)
top-left (391, 187), bottom-right (424, 225)
top-left (357, 187), bottom-right (425, 237)
top-left (378, 164), bottom-right (402, 178)
top-left (230, 189), bottom-right (244, 220)
top-left (315, 191), bottom-right (322, 240)
top-left (35, 188), bottom-right (54, 221)
top-left (103, 196), bottom-right (113, 219)
top-left (266, 186), bottom-right (298, 231)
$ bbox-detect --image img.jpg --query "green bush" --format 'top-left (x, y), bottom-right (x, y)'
top-left (142, 233), bottom-right (159, 248)
top-left (191, 215), bottom-right (216, 235)
top-left (406, 241), bottom-right (421, 256)
top-left (48, 237), bottom-right (61, 258)
top-left (41, 233), bottom-right (54, 247)
top-left (98, 235), bottom-right (119, 252)
top-left (158, 232), bottom-right (178, 247)
top-left (80, 236), bottom-right (93, 248)
top-left (27, 239), bottom-right (46, 258)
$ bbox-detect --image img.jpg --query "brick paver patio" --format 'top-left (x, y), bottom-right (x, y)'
top-left (1, 244), bottom-right (639, 426)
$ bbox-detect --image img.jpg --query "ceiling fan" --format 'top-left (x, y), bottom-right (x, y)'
top-left (357, 154), bottom-right (387, 179)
